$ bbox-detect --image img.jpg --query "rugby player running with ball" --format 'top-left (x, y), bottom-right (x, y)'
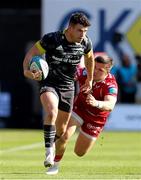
top-left (23, 12), bottom-right (95, 172)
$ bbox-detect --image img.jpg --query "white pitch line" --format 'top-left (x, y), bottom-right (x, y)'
top-left (0, 142), bottom-right (43, 154)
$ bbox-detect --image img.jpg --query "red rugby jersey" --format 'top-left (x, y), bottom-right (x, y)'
top-left (74, 67), bottom-right (118, 125)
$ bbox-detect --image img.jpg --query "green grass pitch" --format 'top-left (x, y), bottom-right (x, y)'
top-left (0, 129), bottom-right (141, 179)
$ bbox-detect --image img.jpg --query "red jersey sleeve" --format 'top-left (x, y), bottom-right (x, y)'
top-left (103, 75), bottom-right (118, 97)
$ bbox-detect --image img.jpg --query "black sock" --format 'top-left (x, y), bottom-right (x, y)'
top-left (43, 125), bottom-right (56, 148)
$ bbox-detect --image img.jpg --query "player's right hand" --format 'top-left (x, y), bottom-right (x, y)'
top-left (24, 69), bottom-right (42, 80)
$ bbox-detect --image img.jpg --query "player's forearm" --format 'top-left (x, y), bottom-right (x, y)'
top-left (95, 99), bottom-right (116, 111)
top-left (23, 45), bottom-right (42, 71)
top-left (23, 53), bottom-right (33, 71)
top-left (86, 94), bottom-right (117, 111)
top-left (85, 56), bottom-right (95, 81)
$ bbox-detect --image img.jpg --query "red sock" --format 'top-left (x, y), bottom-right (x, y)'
top-left (54, 155), bottom-right (63, 162)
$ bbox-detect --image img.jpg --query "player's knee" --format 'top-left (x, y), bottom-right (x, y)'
top-left (47, 109), bottom-right (58, 120)
top-left (74, 148), bottom-right (86, 157)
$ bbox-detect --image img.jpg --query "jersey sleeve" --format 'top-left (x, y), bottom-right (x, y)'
top-left (38, 32), bottom-right (55, 51)
top-left (104, 81), bottom-right (118, 97)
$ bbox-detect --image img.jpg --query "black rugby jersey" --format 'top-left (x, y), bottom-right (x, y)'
top-left (39, 31), bottom-right (92, 88)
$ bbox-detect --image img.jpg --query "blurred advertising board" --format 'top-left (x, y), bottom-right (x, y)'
top-left (0, 92), bottom-right (11, 118)
top-left (105, 104), bottom-right (141, 131)
top-left (42, 0), bottom-right (141, 65)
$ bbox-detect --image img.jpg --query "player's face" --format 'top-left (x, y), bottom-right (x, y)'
top-left (93, 62), bottom-right (110, 81)
top-left (70, 24), bottom-right (88, 43)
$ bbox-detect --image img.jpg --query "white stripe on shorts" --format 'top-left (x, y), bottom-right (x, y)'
top-left (71, 111), bottom-right (84, 125)
top-left (80, 128), bottom-right (97, 141)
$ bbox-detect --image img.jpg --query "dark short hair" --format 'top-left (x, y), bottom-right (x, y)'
top-left (95, 56), bottom-right (113, 65)
top-left (69, 12), bottom-right (91, 27)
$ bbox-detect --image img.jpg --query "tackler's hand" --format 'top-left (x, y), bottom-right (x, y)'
top-left (80, 79), bottom-right (92, 94)
top-left (86, 94), bottom-right (98, 107)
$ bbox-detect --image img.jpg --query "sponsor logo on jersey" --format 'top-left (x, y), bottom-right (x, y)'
top-left (56, 45), bottom-right (64, 51)
top-left (87, 123), bottom-right (101, 132)
top-left (94, 85), bottom-right (101, 89)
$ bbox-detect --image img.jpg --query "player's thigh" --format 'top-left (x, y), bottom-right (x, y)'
top-left (55, 109), bottom-right (72, 136)
top-left (74, 132), bottom-right (96, 156)
top-left (40, 91), bottom-right (59, 124)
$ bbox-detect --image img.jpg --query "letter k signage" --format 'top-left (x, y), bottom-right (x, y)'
top-left (95, 10), bottom-right (131, 51)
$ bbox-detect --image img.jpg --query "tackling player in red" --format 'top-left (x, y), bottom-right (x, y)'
top-left (46, 53), bottom-right (118, 175)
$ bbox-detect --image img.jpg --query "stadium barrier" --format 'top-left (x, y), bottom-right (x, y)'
top-left (105, 104), bottom-right (141, 131)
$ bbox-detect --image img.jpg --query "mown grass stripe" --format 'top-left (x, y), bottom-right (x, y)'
top-left (0, 142), bottom-right (43, 153)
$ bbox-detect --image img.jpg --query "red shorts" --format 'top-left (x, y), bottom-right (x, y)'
top-left (72, 109), bottom-right (106, 140)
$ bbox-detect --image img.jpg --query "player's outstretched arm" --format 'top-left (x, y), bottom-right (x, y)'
top-left (86, 94), bottom-right (117, 111)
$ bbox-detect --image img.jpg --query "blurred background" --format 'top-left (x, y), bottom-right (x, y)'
top-left (0, 0), bottom-right (141, 131)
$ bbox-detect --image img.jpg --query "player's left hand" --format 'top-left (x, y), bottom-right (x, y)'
top-left (80, 79), bottom-right (92, 93)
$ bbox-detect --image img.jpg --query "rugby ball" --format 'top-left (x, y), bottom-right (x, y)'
top-left (29, 56), bottom-right (49, 81)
